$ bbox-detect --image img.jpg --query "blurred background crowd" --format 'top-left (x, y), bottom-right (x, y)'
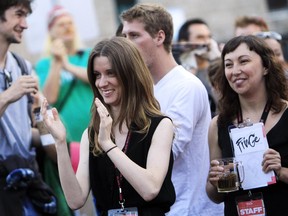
top-left (11, 0), bottom-right (288, 65)
top-left (4, 0), bottom-right (288, 215)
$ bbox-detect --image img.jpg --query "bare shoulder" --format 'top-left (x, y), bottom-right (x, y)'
top-left (81, 128), bottom-right (89, 139)
top-left (157, 117), bottom-right (173, 131)
top-left (80, 128), bottom-right (90, 147)
top-left (209, 115), bottom-right (219, 130)
top-left (152, 117), bottom-right (174, 148)
top-left (160, 116), bottom-right (173, 124)
top-left (208, 115), bottom-right (219, 144)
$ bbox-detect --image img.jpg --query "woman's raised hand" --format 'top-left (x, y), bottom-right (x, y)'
top-left (41, 98), bottom-right (67, 144)
top-left (94, 98), bottom-right (113, 151)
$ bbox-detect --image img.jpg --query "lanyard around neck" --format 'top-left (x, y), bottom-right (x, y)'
top-left (115, 130), bottom-right (131, 210)
top-left (237, 100), bottom-right (271, 125)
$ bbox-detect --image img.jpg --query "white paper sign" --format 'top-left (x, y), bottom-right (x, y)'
top-left (229, 122), bottom-right (276, 190)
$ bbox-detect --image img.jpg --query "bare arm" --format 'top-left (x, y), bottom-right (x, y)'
top-left (206, 116), bottom-right (225, 203)
top-left (95, 98), bottom-right (174, 201)
top-left (42, 59), bottom-right (62, 104)
top-left (41, 99), bottom-right (90, 209)
top-left (42, 39), bottom-right (88, 103)
top-left (107, 118), bottom-right (173, 201)
top-left (0, 90), bottom-right (12, 116)
top-left (62, 58), bottom-right (88, 82)
top-left (58, 129), bottom-right (90, 209)
top-left (0, 75), bottom-right (38, 116)
top-left (31, 128), bottom-right (58, 163)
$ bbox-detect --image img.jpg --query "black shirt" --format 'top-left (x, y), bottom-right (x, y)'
top-left (218, 109), bottom-right (288, 215)
top-left (89, 116), bottom-right (175, 216)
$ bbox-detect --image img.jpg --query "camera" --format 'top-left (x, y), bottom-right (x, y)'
top-left (172, 42), bottom-right (208, 64)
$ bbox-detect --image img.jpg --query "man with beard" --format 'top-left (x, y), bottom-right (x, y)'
top-left (0, 0), bottom-right (56, 215)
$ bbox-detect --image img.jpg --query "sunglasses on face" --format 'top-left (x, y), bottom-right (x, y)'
top-left (254, 31), bottom-right (282, 41)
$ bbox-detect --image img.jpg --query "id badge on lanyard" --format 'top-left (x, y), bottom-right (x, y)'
top-left (229, 122), bottom-right (276, 190)
top-left (236, 192), bottom-right (265, 216)
top-left (108, 207), bottom-right (138, 216)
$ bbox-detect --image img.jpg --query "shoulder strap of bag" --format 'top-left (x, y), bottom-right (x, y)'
top-left (57, 78), bottom-right (76, 113)
top-left (12, 52), bottom-right (29, 75)
top-left (11, 52), bottom-right (33, 125)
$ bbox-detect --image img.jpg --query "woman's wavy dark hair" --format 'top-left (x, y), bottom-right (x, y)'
top-left (87, 37), bottom-right (162, 155)
top-left (217, 35), bottom-right (288, 126)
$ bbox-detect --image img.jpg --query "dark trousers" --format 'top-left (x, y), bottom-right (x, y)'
top-left (0, 155), bottom-right (56, 216)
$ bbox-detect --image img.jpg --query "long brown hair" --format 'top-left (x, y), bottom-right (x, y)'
top-left (87, 37), bottom-right (162, 155)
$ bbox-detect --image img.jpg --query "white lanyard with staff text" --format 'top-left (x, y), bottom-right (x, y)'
top-left (115, 130), bottom-right (131, 211)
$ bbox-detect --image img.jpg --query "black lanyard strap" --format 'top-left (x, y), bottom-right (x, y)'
top-left (260, 100), bottom-right (271, 124)
top-left (237, 100), bottom-right (271, 125)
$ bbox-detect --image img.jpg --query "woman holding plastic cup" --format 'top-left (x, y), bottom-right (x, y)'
top-left (206, 35), bottom-right (288, 215)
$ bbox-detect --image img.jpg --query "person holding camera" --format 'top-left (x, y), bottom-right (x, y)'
top-left (177, 18), bottom-right (221, 117)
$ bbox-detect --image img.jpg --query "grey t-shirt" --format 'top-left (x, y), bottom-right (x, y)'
top-left (0, 52), bottom-right (35, 160)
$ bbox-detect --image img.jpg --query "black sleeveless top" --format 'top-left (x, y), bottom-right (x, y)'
top-left (218, 109), bottom-right (288, 216)
top-left (89, 116), bottom-right (175, 216)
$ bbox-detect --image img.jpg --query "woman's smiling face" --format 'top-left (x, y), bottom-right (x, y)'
top-left (224, 43), bottom-right (267, 96)
top-left (93, 56), bottom-right (121, 107)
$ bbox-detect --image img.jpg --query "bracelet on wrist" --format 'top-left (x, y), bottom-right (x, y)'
top-left (105, 145), bottom-right (117, 154)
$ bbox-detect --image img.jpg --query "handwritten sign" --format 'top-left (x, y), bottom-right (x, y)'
top-left (229, 122), bottom-right (276, 190)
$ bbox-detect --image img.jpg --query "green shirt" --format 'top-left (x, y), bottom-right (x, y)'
top-left (35, 49), bottom-right (93, 142)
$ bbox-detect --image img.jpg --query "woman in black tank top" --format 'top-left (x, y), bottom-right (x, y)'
top-left (41, 37), bottom-right (175, 216)
top-left (206, 35), bottom-right (288, 216)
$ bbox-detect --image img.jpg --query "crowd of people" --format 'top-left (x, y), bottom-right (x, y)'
top-left (1, 0), bottom-right (288, 216)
